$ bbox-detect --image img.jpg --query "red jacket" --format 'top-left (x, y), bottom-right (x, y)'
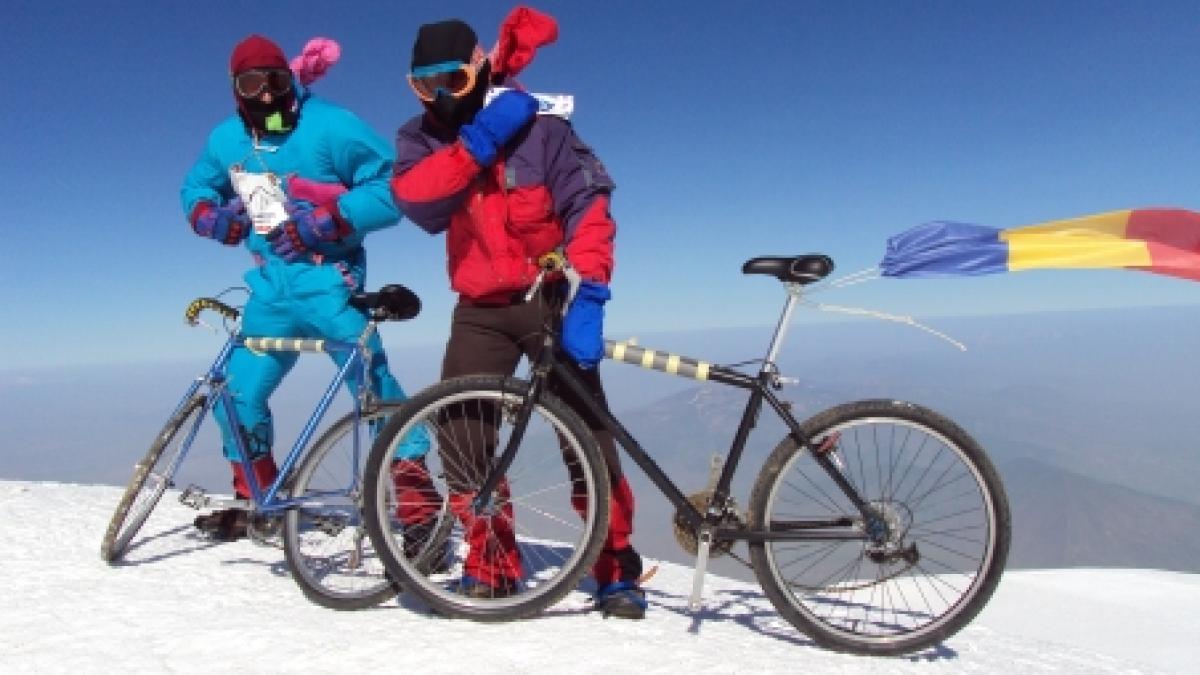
top-left (391, 113), bottom-right (616, 302)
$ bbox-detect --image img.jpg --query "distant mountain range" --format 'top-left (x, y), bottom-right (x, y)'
top-left (3, 303), bottom-right (1197, 573)
top-left (1001, 456), bottom-right (1200, 571)
top-left (597, 304), bottom-right (1200, 574)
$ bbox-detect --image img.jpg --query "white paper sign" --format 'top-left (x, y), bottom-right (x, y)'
top-left (230, 167), bottom-right (288, 234)
top-left (485, 87), bottom-right (574, 119)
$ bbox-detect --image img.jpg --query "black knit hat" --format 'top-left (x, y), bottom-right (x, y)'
top-left (411, 19), bottom-right (478, 69)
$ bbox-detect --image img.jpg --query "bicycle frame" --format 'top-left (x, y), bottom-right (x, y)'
top-left (175, 327), bottom-right (378, 514)
top-left (473, 280), bottom-right (880, 609)
top-left (482, 281), bottom-right (874, 546)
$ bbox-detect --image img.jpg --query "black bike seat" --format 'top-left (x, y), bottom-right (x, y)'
top-left (350, 284), bottom-right (421, 321)
top-left (741, 255), bottom-right (834, 284)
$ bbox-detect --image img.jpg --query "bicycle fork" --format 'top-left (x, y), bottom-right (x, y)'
top-left (473, 336), bottom-right (553, 511)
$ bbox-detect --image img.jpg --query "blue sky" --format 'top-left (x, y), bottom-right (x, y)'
top-left (4, 0), bottom-right (1200, 369)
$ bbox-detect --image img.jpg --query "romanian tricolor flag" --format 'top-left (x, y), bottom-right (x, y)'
top-left (880, 209), bottom-right (1200, 282)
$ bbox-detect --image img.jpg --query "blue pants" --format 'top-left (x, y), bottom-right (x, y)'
top-left (215, 261), bottom-right (428, 462)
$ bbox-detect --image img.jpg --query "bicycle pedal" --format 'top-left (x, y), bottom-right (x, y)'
top-left (247, 513), bottom-right (283, 547)
top-left (179, 484), bottom-right (211, 510)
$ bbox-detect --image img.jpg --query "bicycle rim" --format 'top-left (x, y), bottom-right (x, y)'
top-left (364, 375), bottom-right (610, 621)
top-left (101, 395), bottom-right (206, 563)
top-left (282, 404), bottom-right (406, 610)
top-left (751, 400), bottom-right (1009, 655)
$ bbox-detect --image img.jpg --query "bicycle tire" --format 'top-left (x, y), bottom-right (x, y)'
top-left (363, 375), bottom-right (610, 621)
top-left (748, 399), bottom-right (1010, 655)
top-left (101, 394), bottom-right (207, 563)
top-left (282, 403), bottom-right (409, 610)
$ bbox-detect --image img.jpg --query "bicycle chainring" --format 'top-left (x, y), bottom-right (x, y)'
top-left (672, 490), bottom-right (743, 558)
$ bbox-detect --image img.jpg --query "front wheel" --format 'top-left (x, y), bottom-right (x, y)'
top-left (749, 399), bottom-right (1010, 655)
top-left (101, 394), bottom-right (207, 563)
top-left (363, 375), bottom-right (611, 621)
top-left (282, 403), bottom-right (409, 610)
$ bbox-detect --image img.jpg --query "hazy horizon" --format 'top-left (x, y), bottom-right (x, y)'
top-left (5, 303), bottom-right (1198, 577)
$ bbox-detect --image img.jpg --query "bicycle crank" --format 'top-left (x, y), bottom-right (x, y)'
top-left (246, 513), bottom-right (283, 547)
top-left (672, 490), bottom-right (744, 558)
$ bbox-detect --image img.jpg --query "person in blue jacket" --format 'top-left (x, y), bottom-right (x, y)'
top-left (180, 34), bottom-right (427, 540)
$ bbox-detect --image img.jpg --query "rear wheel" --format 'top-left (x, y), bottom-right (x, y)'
top-left (101, 395), bottom-right (207, 563)
top-left (363, 375), bottom-right (610, 621)
top-left (749, 399), bottom-right (1010, 655)
top-left (282, 404), bottom-right (410, 610)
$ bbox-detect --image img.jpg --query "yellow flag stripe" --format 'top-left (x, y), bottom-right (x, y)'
top-left (1006, 233), bottom-right (1152, 270)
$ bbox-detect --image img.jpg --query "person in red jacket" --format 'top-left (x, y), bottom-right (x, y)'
top-left (391, 17), bottom-right (646, 619)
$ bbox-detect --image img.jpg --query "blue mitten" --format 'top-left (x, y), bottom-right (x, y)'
top-left (190, 199), bottom-right (250, 246)
top-left (561, 281), bottom-right (611, 369)
top-left (459, 89), bottom-right (538, 167)
top-left (266, 201), bottom-right (352, 262)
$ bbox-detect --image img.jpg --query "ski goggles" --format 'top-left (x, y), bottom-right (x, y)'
top-left (407, 59), bottom-right (484, 102)
top-left (233, 68), bottom-right (294, 98)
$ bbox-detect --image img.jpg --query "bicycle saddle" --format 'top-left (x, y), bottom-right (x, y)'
top-left (350, 284), bottom-right (421, 321)
top-left (741, 255), bottom-right (834, 284)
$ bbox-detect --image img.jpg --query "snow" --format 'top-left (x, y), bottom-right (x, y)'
top-left (2, 480), bottom-right (1197, 673)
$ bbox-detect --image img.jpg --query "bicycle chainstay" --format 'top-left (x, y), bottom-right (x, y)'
top-left (713, 540), bottom-right (916, 592)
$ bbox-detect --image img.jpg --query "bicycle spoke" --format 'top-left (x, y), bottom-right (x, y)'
top-left (752, 400), bottom-right (1008, 654)
top-left (362, 377), bottom-right (610, 620)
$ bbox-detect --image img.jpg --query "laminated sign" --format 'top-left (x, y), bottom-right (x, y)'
top-left (230, 167), bottom-right (289, 234)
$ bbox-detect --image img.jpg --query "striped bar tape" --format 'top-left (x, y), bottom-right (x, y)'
top-left (185, 297), bottom-right (238, 325)
top-left (604, 340), bottom-right (711, 381)
top-left (243, 337), bottom-right (328, 353)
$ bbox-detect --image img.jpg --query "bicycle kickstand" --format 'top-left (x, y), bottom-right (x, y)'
top-left (688, 527), bottom-right (714, 611)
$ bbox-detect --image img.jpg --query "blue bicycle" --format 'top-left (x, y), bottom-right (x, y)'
top-left (100, 284), bottom-right (443, 610)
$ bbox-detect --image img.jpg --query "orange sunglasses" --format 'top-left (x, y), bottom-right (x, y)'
top-left (407, 58), bottom-right (486, 102)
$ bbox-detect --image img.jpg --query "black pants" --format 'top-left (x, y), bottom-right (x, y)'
top-left (439, 291), bottom-right (624, 486)
top-left (438, 289), bottom-right (642, 583)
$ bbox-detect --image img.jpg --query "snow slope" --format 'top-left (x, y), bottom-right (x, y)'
top-left (1, 480), bottom-right (1196, 673)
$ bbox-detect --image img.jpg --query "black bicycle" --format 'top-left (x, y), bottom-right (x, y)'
top-left (361, 254), bottom-right (1010, 655)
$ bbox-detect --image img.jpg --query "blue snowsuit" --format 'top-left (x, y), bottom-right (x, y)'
top-left (181, 92), bottom-right (427, 461)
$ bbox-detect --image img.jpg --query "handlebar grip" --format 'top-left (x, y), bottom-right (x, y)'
top-left (185, 297), bottom-right (240, 326)
top-left (537, 251), bottom-right (567, 272)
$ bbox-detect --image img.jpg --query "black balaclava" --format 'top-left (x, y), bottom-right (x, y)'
top-left (230, 34), bottom-right (298, 134)
top-left (411, 19), bottom-right (491, 130)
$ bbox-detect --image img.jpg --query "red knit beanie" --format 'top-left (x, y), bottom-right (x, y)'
top-left (230, 34), bottom-right (288, 74)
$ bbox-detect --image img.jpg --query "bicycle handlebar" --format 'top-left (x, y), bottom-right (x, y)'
top-left (184, 284), bottom-right (421, 328)
top-left (185, 297), bottom-right (240, 326)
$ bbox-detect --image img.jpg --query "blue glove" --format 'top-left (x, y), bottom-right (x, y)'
top-left (459, 89), bottom-right (539, 167)
top-left (266, 202), bottom-right (352, 262)
top-left (561, 281), bottom-right (611, 369)
top-left (190, 199), bottom-right (250, 246)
